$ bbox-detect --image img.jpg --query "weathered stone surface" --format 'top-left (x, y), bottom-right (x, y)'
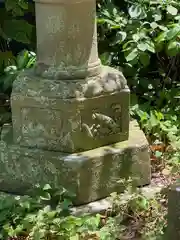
top-left (12, 66), bottom-right (127, 99)
top-left (35, 0), bottom-right (101, 79)
top-left (167, 184), bottom-right (180, 239)
top-left (0, 120), bottom-right (150, 205)
top-left (11, 66), bottom-right (129, 153)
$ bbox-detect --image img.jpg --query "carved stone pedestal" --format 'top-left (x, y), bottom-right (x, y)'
top-left (0, 121), bottom-right (150, 205)
top-left (11, 66), bottom-right (129, 153)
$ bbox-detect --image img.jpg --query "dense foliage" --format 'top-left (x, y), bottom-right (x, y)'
top-left (0, 0), bottom-right (35, 125)
top-left (0, 182), bottom-right (167, 239)
top-left (0, 0), bottom-right (35, 73)
top-left (97, 0), bottom-right (180, 148)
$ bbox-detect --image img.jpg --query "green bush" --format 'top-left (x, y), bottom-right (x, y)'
top-left (0, 184), bottom-right (113, 239)
top-left (97, 0), bottom-right (180, 146)
top-left (0, 0), bottom-right (36, 126)
top-left (0, 182), bottom-right (167, 240)
top-left (97, 0), bottom-right (180, 88)
top-left (0, 0), bottom-right (35, 74)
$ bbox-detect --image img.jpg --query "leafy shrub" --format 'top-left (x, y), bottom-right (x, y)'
top-left (0, 0), bottom-right (36, 126)
top-left (97, 0), bottom-right (180, 86)
top-left (0, 182), bottom-right (167, 240)
top-left (0, 0), bottom-right (35, 74)
top-left (97, 0), bottom-right (180, 146)
top-left (0, 50), bottom-right (36, 126)
top-left (0, 184), bottom-right (110, 240)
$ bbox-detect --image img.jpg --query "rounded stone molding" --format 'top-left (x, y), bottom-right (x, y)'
top-left (34, 59), bottom-right (101, 80)
top-left (34, 0), bottom-right (101, 79)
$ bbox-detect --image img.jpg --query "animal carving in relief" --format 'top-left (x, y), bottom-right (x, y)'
top-left (81, 105), bottom-right (122, 138)
top-left (92, 113), bottom-right (119, 130)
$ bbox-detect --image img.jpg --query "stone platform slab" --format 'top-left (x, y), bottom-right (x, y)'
top-left (0, 121), bottom-right (150, 205)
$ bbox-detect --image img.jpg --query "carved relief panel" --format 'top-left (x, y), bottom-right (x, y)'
top-left (81, 104), bottom-right (122, 138)
top-left (80, 97), bottom-right (122, 140)
top-left (13, 88), bottom-right (129, 153)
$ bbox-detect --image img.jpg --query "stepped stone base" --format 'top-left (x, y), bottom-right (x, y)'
top-left (0, 121), bottom-right (150, 205)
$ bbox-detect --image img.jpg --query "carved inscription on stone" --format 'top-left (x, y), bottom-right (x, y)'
top-left (47, 15), bottom-right (65, 35)
top-left (81, 103), bottom-right (122, 139)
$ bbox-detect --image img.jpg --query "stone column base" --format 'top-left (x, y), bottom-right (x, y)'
top-left (11, 65), bottom-right (130, 153)
top-left (0, 121), bottom-right (151, 205)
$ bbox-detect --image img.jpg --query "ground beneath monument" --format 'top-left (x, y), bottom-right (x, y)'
top-left (105, 143), bottom-right (178, 240)
top-left (78, 142), bottom-right (177, 240)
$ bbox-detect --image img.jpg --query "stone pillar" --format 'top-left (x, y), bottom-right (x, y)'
top-left (11, 0), bottom-right (130, 153)
top-left (167, 184), bottom-right (180, 239)
top-left (34, 0), bottom-right (101, 79)
top-left (0, 0), bottom-right (151, 205)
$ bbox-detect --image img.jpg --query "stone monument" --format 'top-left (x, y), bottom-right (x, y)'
top-left (0, 0), bottom-right (151, 205)
top-left (167, 183), bottom-right (180, 239)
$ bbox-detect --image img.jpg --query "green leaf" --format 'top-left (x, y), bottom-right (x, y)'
top-left (149, 111), bottom-right (159, 127)
top-left (155, 42), bottom-right (164, 52)
top-left (99, 230), bottom-right (111, 240)
top-left (100, 52), bottom-right (111, 65)
top-left (139, 52), bottom-right (150, 67)
top-left (31, 229), bottom-right (46, 240)
top-left (166, 41), bottom-right (180, 56)
top-left (167, 5), bottom-right (178, 16)
top-left (3, 20), bottom-right (33, 44)
top-left (5, 0), bottom-right (16, 11)
top-left (125, 49), bottom-right (138, 62)
top-left (116, 31), bottom-right (127, 42)
top-left (155, 32), bottom-right (167, 43)
top-left (60, 199), bottom-right (72, 211)
top-left (111, 31), bottom-right (127, 46)
top-left (12, 7), bottom-right (24, 16)
top-left (18, 0), bottom-right (28, 10)
top-left (40, 192), bottom-right (51, 201)
top-left (137, 43), bottom-right (147, 52)
top-left (5, 0), bottom-right (28, 16)
top-left (124, 63), bottom-right (136, 77)
top-left (138, 197), bottom-right (149, 210)
top-left (16, 50), bottom-right (29, 69)
top-left (158, 25), bottom-right (168, 31)
top-left (132, 33), bottom-right (140, 42)
top-left (70, 235), bottom-right (79, 240)
top-left (155, 111), bottom-right (164, 121)
top-left (3, 73), bottom-right (17, 91)
top-left (146, 41), bottom-right (155, 53)
top-left (123, 40), bottom-right (136, 51)
top-left (128, 5), bottom-right (146, 19)
top-left (43, 184), bottom-right (52, 191)
top-left (46, 210), bottom-right (57, 219)
top-left (153, 13), bottom-right (162, 22)
top-left (104, 19), bottom-right (116, 26)
top-left (166, 26), bottom-right (180, 40)
top-left (150, 22), bottom-right (158, 29)
top-left (0, 51), bottom-right (15, 68)
top-left (97, 18), bottom-right (105, 24)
